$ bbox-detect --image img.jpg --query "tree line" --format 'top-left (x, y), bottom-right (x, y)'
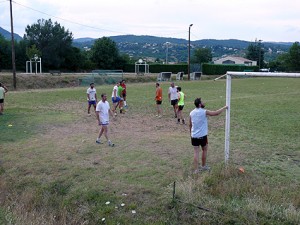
top-left (1, 18), bottom-right (300, 72)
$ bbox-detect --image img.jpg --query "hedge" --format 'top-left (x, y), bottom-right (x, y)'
top-left (202, 63), bottom-right (259, 75)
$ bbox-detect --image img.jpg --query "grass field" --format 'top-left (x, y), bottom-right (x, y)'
top-left (0, 77), bottom-right (299, 224)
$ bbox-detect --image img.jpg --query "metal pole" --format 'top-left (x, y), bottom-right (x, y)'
top-left (188, 24), bottom-right (193, 80)
top-left (9, 0), bottom-right (17, 89)
top-left (166, 43), bottom-right (169, 64)
top-left (225, 74), bottom-right (231, 164)
top-left (258, 39), bottom-right (262, 69)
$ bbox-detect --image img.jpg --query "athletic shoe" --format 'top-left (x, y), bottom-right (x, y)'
top-left (114, 112), bottom-right (117, 116)
top-left (155, 114), bottom-right (159, 117)
top-left (201, 165), bottom-right (211, 171)
top-left (108, 141), bottom-right (115, 147)
top-left (158, 115), bottom-right (162, 118)
top-left (96, 140), bottom-right (103, 144)
top-left (193, 169), bottom-right (200, 174)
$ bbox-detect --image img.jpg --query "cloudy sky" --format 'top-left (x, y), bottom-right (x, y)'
top-left (1, 0), bottom-right (299, 42)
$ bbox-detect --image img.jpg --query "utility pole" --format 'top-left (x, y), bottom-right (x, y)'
top-left (258, 39), bottom-right (263, 70)
top-left (188, 24), bottom-right (193, 80)
top-left (10, 0), bottom-right (17, 89)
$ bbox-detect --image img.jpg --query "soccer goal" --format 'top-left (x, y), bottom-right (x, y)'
top-left (78, 70), bottom-right (124, 86)
top-left (223, 71), bottom-right (300, 164)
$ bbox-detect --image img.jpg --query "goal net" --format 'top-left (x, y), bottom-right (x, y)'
top-left (78, 70), bottom-right (124, 86)
top-left (223, 71), bottom-right (300, 164)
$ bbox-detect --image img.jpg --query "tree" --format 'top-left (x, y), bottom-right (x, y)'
top-left (287, 42), bottom-right (300, 71)
top-left (90, 37), bottom-right (122, 69)
top-left (0, 34), bottom-right (11, 69)
top-left (246, 41), bottom-right (265, 69)
top-left (24, 19), bottom-right (73, 70)
top-left (26, 44), bottom-right (41, 60)
top-left (191, 47), bottom-right (212, 64)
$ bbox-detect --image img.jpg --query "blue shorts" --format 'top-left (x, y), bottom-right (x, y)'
top-left (88, 100), bottom-right (96, 105)
top-left (99, 121), bottom-right (109, 126)
top-left (112, 97), bottom-right (121, 103)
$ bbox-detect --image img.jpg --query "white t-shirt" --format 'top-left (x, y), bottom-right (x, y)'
top-left (87, 87), bottom-right (97, 101)
top-left (111, 85), bottom-right (119, 97)
top-left (168, 87), bottom-right (178, 100)
top-left (190, 108), bottom-right (208, 138)
top-left (96, 100), bottom-right (110, 124)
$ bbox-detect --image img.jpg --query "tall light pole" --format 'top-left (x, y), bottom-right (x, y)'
top-left (188, 24), bottom-right (193, 80)
top-left (258, 39), bottom-right (263, 70)
top-left (165, 42), bottom-right (170, 64)
top-left (9, 0), bottom-right (17, 89)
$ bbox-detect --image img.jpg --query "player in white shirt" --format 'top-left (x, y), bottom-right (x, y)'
top-left (87, 83), bottom-right (97, 116)
top-left (111, 82), bottom-right (122, 116)
top-left (96, 93), bottom-right (115, 147)
top-left (189, 97), bottom-right (227, 174)
top-left (168, 82), bottom-right (178, 118)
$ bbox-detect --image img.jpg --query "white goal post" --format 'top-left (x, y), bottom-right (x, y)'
top-left (224, 72), bottom-right (300, 164)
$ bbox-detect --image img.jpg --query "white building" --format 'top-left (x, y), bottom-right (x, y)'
top-left (214, 56), bottom-right (257, 66)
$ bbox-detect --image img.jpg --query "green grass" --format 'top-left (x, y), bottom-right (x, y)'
top-left (0, 78), bottom-right (299, 224)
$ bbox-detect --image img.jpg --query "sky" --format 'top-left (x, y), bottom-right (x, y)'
top-left (1, 0), bottom-right (299, 42)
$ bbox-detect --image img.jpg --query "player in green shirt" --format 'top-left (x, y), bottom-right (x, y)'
top-left (177, 86), bottom-right (186, 124)
top-left (117, 84), bottom-right (125, 114)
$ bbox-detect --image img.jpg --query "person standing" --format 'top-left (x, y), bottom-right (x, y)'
top-left (121, 80), bottom-right (127, 108)
top-left (189, 97), bottom-right (227, 173)
top-left (87, 83), bottom-right (97, 116)
top-left (168, 82), bottom-right (178, 118)
top-left (155, 82), bottom-right (163, 117)
top-left (96, 93), bottom-right (115, 147)
top-left (111, 82), bottom-right (121, 116)
top-left (0, 82), bottom-right (8, 115)
top-left (117, 83), bottom-right (125, 114)
top-left (176, 86), bottom-right (186, 124)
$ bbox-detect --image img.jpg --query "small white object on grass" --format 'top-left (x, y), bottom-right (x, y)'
top-left (105, 201), bottom-right (110, 205)
top-left (121, 203), bottom-right (125, 207)
top-left (132, 210), bottom-right (136, 214)
top-left (102, 218), bottom-right (105, 221)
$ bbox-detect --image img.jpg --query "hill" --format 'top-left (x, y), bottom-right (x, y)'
top-left (0, 26), bottom-right (22, 41)
top-left (73, 35), bottom-right (292, 62)
top-left (0, 26), bottom-right (292, 62)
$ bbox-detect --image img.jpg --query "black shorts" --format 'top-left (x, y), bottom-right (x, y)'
top-left (156, 100), bottom-right (162, 105)
top-left (122, 93), bottom-right (126, 98)
top-left (171, 99), bottom-right (178, 106)
top-left (178, 105), bottom-right (184, 111)
top-left (0, 99), bottom-right (3, 103)
top-left (191, 135), bottom-right (208, 147)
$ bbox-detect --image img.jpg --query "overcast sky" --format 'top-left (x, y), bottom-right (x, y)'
top-left (1, 0), bottom-right (299, 42)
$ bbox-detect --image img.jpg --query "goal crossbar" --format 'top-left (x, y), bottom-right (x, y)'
top-left (224, 71), bottom-right (300, 164)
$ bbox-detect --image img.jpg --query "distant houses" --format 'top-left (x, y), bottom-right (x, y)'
top-left (213, 56), bottom-right (257, 66)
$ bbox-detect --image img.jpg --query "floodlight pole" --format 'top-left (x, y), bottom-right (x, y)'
top-left (187, 24), bottom-right (193, 80)
top-left (9, 0), bottom-right (17, 89)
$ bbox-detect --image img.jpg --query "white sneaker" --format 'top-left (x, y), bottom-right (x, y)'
top-left (201, 165), bottom-right (211, 171)
top-left (96, 140), bottom-right (102, 144)
top-left (108, 141), bottom-right (115, 147)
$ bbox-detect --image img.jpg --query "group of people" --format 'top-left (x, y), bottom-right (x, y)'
top-left (156, 81), bottom-right (227, 174)
top-left (156, 82), bottom-right (187, 124)
top-left (86, 80), bottom-right (128, 147)
top-left (86, 80), bottom-right (228, 174)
